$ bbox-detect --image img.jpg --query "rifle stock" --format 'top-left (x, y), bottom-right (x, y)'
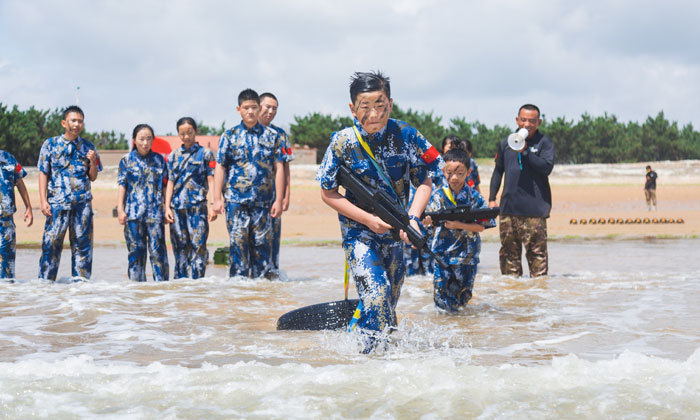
top-left (337, 165), bottom-right (449, 270)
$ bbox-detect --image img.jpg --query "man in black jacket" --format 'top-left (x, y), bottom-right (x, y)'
top-left (489, 104), bottom-right (554, 277)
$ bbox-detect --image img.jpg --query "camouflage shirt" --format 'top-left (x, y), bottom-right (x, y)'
top-left (0, 150), bottom-right (27, 217)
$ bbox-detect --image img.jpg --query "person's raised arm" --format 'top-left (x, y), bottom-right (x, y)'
top-left (524, 137), bottom-right (554, 176)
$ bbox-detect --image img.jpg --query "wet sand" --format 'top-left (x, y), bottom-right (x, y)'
top-left (15, 160), bottom-right (700, 246)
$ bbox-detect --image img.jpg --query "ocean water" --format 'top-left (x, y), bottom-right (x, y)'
top-left (1, 240), bottom-right (699, 419)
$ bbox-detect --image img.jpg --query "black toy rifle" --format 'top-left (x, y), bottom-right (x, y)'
top-left (422, 205), bottom-right (500, 224)
top-left (337, 165), bottom-right (450, 271)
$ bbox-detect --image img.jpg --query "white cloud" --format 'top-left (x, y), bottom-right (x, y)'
top-left (1, 0), bottom-right (700, 140)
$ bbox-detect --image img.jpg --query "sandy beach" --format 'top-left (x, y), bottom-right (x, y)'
top-left (15, 159), bottom-right (700, 246)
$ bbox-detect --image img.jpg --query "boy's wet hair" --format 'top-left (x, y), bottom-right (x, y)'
top-left (238, 88), bottom-right (260, 105)
top-left (176, 117), bottom-right (198, 132)
top-left (131, 123), bottom-right (154, 149)
top-left (443, 141), bottom-right (470, 167)
top-left (350, 71), bottom-right (390, 104)
top-left (260, 92), bottom-right (278, 103)
top-left (62, 105), bottom-right (84, 120)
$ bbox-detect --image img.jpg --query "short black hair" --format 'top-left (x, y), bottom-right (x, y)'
top-left (238, 88), bottom-right (260, 105)
top-left (260, 92), bottom-right (278, 103)
top-left (62, 105), bottom-right (84, 120)
top-left (519, 104), bottom-right (541, 118)
top-left (646, 165), bottom-right (652, 170)
top-left (443, 142), bottom-right (470, 167)
top-left (176, 117), bottom-right (198, 132)
top-left (350, 71), bottom-right (390, 104)
top-left (441, 135), bottom-right (461, 153)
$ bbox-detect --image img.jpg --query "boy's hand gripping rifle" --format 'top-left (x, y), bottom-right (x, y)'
top-left (337, 165), bottom-right (449, 270)
top-left (422, 205), bottom-right (500, 224)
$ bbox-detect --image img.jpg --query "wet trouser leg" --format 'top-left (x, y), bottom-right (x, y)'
top-left (125, 220), bottom-right (147, 282)
top-left (498, 215), bottom-right (523, 277)
top-left (39, 208), bottom-right (70, 280)
top-left (146, 221), bottom-right (169, 281)
top-left (68, 201), bottom-right (93, 279)
top-left (170, 205), bottom-right (208, 279)
top-left (0, 217), bottom-right (15, 279)
top-left (433, 263), bottom-right (477, 311)
top-left (523, 217), bottom-right (548, 277)
top-left (226, 204), bottom-right (274, 278)
top-left (343, 233), bottom-right (405, 333)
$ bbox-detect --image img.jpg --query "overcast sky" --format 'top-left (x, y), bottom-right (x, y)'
top-left (2, 0), bottom-right (700, 138)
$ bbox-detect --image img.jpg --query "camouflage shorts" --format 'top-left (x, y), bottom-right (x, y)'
top-left (498, 215), bottom-right (548, 277)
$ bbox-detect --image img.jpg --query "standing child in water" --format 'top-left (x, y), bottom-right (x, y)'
top-left (422, 142), bottom-right (496, 311)
top-left (0, 150), bottom-right (33, 279)
top-left (164, 117), bottom-right (217, 279)
top-left (117, 124), bottom-right (169, 282)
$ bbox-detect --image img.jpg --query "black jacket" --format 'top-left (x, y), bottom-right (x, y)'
top-left (489, 130), bottom-right (554, 218)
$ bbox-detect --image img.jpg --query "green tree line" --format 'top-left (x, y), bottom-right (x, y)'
top-left (290, 105), bottom-right (700, 164)
top-left (3, 102), bottom-right (699, 165)
top-left (0, 103), bottom-right (129, 165)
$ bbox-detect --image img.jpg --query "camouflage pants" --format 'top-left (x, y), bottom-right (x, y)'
top-left (170, 204), bottom-right (209, 279)
top-left (0, 217), bottom-right (15, 279)
top-left (225, 203), bottom-right (275, 279)
top-left (498, 215), bottom-right (548, 277)
top-left (645, 188), bottom-right (657, 206)
top-left (342, 231), bottom-right (405, 333)
top-left (39, 202), bottom-right (93, 281)
top-left (125, 219), bottom-right (169, 282)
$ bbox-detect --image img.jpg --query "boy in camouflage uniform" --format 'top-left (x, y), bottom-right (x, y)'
top-left (423, 145), bottom-right (496, 311)
top-left (0, 150), bottom-right (33, 279)
top-left (213, 89), bottom-right (285, 279)
top-left (317, 71), bottom-right (443, 351)
top-left (165, 117), bottom-right (217, 279)
top-left (37, 106), bottom-right (102, 281)
top-left (258, 93), bottom-right (293, 270)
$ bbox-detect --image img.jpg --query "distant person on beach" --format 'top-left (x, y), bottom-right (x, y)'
top-left (0, 150), bottom-right (33, 279)
top-left (422, 142), bottom-right (495, 311)
top-left (164, 117), bottom-right (217, 279)
top-left (117, 124), bottom-right (169, 282)
top-left (316, 71), bottom-right (443, 352)
top-left (644, 165), bottom-right (658, 211)
top-left (213, 89), bottom-right (285, 279)
top-left (37, 106), bottom-right (102, 281)
top-left (489, 104), bottom-right (554, 277)
top-left (258, 92), bottom-right (293, 271)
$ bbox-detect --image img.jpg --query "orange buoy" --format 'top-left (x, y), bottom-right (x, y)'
top-left (598, 218), bottom-right (606, 224)
top-left (652, 218), bottom-right (659, 223)
top-left (589, 218), bottom-right (597, 224)
top-left (643, 218), bottom-right (650, 224)
top-left (580, 218), bottom-right (588, 224)
top-left (608, 218), bottom-right (616, 224)
top-left (677, 218), bottom-right (685, 224)
top-left (570, 218), bottom-right (578, 224)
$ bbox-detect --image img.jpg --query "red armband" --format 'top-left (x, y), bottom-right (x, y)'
top-left (420, 146), bottom-right (439, 164)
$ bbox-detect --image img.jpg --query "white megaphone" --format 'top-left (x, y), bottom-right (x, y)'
top-left (507, 128), bottom-right (528, 151)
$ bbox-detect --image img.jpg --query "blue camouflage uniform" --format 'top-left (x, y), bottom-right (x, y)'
top-left (167, 143), bottom-right (215, 279)
top-left (0, 151), bottom-right (26, 279)
top-left (216, 121), bottom-right (283, 278)
top-left (317, 118), bottom-right (443, 336)
top-left (118, 150), bottom-right (169, 282)
top-left (37, 135), bottom-right (102, 280)
top-left (468, 158), bottom-right (480, 189)
top-left (427, 183), bottom-right (495, 311)
top-left (270, 124), bottom-right (293, 270)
